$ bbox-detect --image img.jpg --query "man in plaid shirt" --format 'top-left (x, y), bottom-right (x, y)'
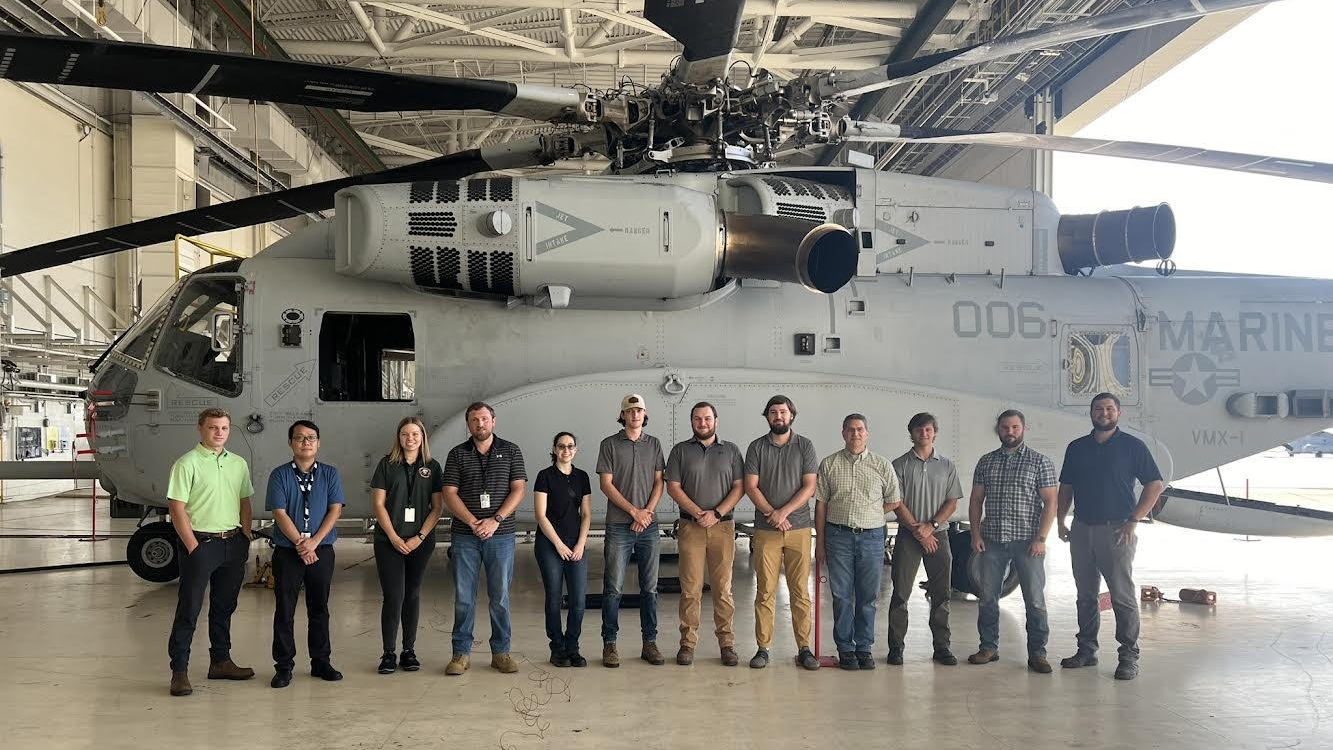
top-left (966, 410), bottom-right (1059, 673)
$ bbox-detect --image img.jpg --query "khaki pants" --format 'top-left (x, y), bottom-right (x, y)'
top-left (753, 528), bottom-right (813, 650)
top-left (677, 519), bottom-right (736, 649)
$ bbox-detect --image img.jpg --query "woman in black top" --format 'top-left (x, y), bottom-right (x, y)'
top-left (533, 431), bottom-right (593, 667)
top-left (370, 416), bottom-right (444, 674)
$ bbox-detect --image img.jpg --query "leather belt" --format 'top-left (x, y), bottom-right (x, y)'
top-left (195, 527), bottom-right (243, 539)
top-left (830, 522), bottom-right (881, 534)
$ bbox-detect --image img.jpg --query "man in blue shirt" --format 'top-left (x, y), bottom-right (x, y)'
top-left (265, 420), bottom-right (346, 688)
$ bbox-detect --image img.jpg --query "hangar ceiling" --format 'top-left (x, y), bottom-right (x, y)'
top-left (238, 0), bottom-right (1233, 174)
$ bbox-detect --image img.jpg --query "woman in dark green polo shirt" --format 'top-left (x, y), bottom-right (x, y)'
top-left (370, 416), bottom-right (444, 674)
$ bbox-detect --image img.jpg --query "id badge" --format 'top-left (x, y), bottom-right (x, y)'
top-left (404, 507), bottom-right (417, 523)
top-left (300, 532), bottom-right (311, 540)
top-left (479, 492), bottom-right (491, 509)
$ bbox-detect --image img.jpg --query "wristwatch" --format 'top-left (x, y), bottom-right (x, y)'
top-left (417, 532), bottom-right (426, 541)
top-left (929, 520), bottom-right (941, 530)
top-left (712, 509), bottom-right (723, 521)
top-left (494, 512), bottom-right (507, 524)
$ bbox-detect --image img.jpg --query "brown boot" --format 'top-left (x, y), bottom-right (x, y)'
top-left (676, 646), bottom-right (695, 665)
top-left (641, 641), bottom-right (665, 665)
top-left (720, 646), bottom-right (739, 667)
top-left (445, 654), bottom-right (470, 675)
top-left (968, 648), bottom-right (1000, 665)
top-left (169, 671), bottom-right (192, 696)
top-left (1027, 655), bottom-right (1052, 674)
top-left (602, 642), bottom-right (620, 668)
top-left (208, 659), bottom-right (255, 680)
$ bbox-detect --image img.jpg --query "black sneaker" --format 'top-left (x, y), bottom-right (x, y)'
top-left (567, 652), bottom-right (588, 668)
top-left (886, 647), bottom-right (904, 665)
top-left (311, 662), bottom-right (343, 681)
top-left (270, 670), bottom-right (292, 688)
top-left (797, 648), bottom-right (820, 671)
top-left (399, 650), bottom-right (420, 672)
top-left (855, 652), bottom-right (875, 670)
top-left (838, 651), bottom-right (858, 671)
top-left (749, 648), bottom-right (770, 669)
top-left (377, 651), bottom-right (397, 674)
top-left (551, 651), bottom-right (572, 668)
top-left (932, 648), bottom-right (958, 666)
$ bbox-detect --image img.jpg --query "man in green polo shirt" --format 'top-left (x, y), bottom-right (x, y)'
top-left (166, 408), bottom-right (256, 697)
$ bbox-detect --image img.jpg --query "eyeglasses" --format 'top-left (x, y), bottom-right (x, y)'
top-left (292, 436), bottom-right (319, 444)
top-left (555, 444), bottom-right (577, 450)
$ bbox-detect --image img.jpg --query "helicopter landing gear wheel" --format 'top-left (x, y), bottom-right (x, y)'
top-left (127, 521), bottom-right (181, 583)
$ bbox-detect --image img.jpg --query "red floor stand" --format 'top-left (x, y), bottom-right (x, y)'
top-left (77, 394), bottom-right (110, 542)
top-left (802, 557), bottom-right (841, 668)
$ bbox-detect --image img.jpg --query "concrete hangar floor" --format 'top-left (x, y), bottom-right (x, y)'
top-left (2, 486), bottom-right (1332, 749)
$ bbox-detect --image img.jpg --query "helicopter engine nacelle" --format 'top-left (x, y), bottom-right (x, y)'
top-left (333, 175), bottom-right (857, 305)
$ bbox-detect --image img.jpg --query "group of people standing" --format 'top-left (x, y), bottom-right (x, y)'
top-left (160, 389), bottom-right (1163, 697)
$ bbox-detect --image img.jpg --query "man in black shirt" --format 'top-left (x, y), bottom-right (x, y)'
top-left (441, 402), bottom-right (528, 675)
top-left (1056, 393), bottom-right (1164, 681)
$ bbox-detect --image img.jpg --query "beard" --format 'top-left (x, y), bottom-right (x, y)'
top-left (1092, 418), bottom-right (1118, 433)
top-left (1000, 434), bottom-right (1023, 448)
top-left (693, 427), bottom-right (716, 441)
top-left (769, 423), bottom-right (791, 435)
top-left (470, 428), bottom-right (493, 442)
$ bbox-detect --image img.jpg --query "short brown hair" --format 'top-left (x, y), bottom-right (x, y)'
top-left (465, 401), bottom-right (495, 419)
top-left (197, 408), bottom-right (230, 426)
top-left (690, 401), bottom-right (718, 419)
top-left (907, 412), bottom-right (938, 432)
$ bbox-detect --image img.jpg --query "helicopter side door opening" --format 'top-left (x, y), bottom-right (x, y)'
top-left (317, 313), bottom-right (416, 403)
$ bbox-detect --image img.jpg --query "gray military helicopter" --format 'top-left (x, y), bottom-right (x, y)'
top-left (2, 0), bottom-right (1332, 589)
top-left (1286, 431), bottom-right (1333, 457)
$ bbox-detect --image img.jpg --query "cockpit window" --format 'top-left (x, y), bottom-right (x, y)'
top-left (115, 280), bottom-right (184, 364)
top-left (155, 276), bottom-right (243, 396)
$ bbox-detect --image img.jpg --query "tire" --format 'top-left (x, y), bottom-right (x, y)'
top-left (950, 529), bottom-right (1020, 598)
top-left (1318, 452), bottom-right (1324, 458)
top-left (126, 521), bottom-right (181, 583)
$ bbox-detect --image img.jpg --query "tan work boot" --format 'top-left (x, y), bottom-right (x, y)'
top-left (207, 659), bottom-right (255, 680)
top-left (445, 654), bottom-right (470, 675)
top-left (491, 653), bottom-right (519, 673)
top-left (1027, 655), bottom-right (1052, 674)
top-left (968, 648), bottom-right (1000, 665)
top-left (602, 642), bottom-right (620, 668)
top-left (169, 671), bottom-right (192, 697)
top-left (641, 641), bottom-right (665, 665)
top-left (676, 646), bottom-right (695, 666)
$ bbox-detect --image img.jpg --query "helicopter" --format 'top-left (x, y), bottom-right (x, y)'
top-left (1, 0), bottom-right (1331, 590)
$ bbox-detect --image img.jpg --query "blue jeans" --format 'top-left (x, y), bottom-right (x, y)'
top-left (451, 532), bottom-right (515, 656)
top-left (601, 523), bottom-right (660, 643)
top-left (976, 539), bottom-right (1049, 656)
top-left (824, 524), bottom-right (885, 654)
top-left (535, 535), bottom-right (588, 655)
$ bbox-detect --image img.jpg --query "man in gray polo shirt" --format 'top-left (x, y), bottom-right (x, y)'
top-left (744, 395), bottom-right (819, 670)
top-left (666, 401), bottom-right (745, 667)
top-left (595, 393), bottom-right (667, 668)
top-left (888, 412), bottom-right (963, 667)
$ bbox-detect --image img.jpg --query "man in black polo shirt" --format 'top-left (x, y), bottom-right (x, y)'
top-left (441, 402), bottom-right (528, 676)
top-left (1056, 393), bottom-right (1164, 681)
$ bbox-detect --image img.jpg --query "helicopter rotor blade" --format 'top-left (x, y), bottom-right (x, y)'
top-left (840, 127), bottom-right (1333, 185)
top-left (642, 0), bottom-right (746, 84)
top-left (0, 136), bottom-right (572, 278)
top-left (810, 0), bottom-right (1279, 100)
top-left (0, 31), bottom-right (591, 122)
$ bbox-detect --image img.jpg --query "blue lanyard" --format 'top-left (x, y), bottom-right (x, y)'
top-left (292, 462), bottom-right (317, 534)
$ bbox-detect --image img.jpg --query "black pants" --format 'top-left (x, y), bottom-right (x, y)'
top-left (168, 533), bottom-right (249, 672)
top-left (374, 536), bottom-right (436, 653)
top-left (272, 545), bottom-right (335, 672)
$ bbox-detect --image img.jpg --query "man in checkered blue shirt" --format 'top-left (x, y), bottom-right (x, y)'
top-left (966, 409), bottom-right (1059, 673)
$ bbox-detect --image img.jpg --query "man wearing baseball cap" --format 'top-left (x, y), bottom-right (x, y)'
top-left (595, 394), bottom-right (667, 667)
